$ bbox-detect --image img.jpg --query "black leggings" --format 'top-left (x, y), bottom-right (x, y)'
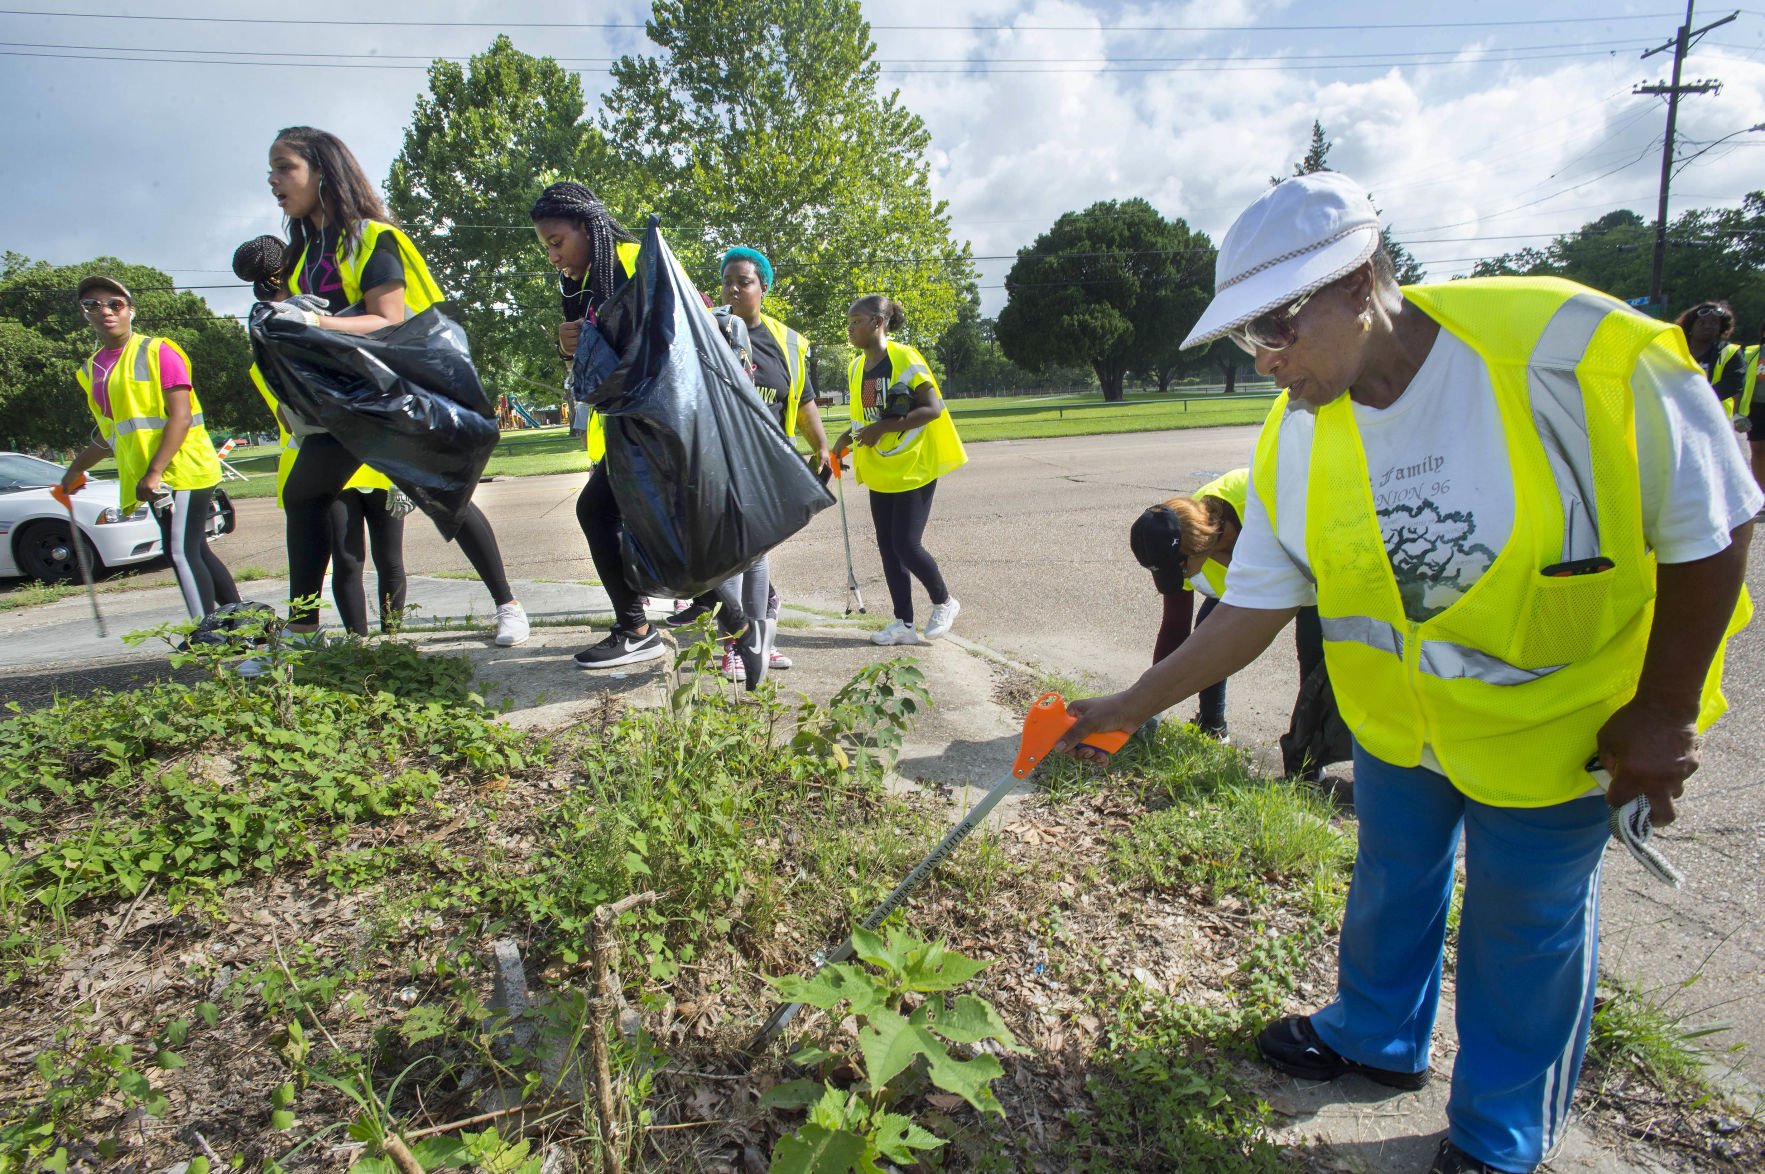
top-left (868, 479), bottom-right (948, 625)
top-left (577, 463), bottom-right (648, 631)
top-left (330, 489), bottom-right (408, 635)
top-left (284, 433), bottom-right (511, 627)
top-left (155, 486), bottom-right (239, 619)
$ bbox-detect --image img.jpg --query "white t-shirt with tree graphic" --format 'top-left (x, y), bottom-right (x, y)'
top-left (1225, 327), bottom-right (1762, 618)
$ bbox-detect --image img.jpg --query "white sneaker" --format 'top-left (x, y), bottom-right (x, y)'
top-left (769, 649), bottom-right (793, 670)
top-left (494, 602), bottom-right (530, 647)
top-left (924, 597), bottom-right (961, 640)
top-left (870, 619), bottom-right (921, 646)
top-left (721, 639), bottom-right (745, 682)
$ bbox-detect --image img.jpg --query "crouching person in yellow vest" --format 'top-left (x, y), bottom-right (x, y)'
top-left (832, 295), bottom-right (967, 647)
top-left (60, 274), bottom-right (240, 624)
top-left (1058, 173), bottom-right (1759, 1174)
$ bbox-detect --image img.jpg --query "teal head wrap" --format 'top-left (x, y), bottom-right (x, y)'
top-left (720, 246), bottom-right (773, 289)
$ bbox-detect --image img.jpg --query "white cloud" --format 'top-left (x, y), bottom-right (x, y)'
top-left (7, 0), bottom-right (1765, 322)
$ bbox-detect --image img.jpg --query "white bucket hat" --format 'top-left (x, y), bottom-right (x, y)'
top-left (1181, 171), bottom-right (1382, 350)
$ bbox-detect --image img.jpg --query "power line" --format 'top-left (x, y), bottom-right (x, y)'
top-left (0, 35), bottom-right (1654, 66)
top-left (0, 8), bottom-right (1687, 32)
top-left (0, 45), bottom-right (1640, 74)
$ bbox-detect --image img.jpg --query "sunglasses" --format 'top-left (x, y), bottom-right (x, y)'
top-left (1695, 305), bottom-right (1729, 319)
top-left (79, 297), bottom-right (129, 313)
top-left (1228, 287), bottom-right (1321, 356)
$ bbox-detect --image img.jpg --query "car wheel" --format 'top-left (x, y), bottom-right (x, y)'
top-left (16, 519), bottom-right (99, 584)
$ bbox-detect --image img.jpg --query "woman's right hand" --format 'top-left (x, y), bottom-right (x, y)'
top-left (1056, 692), bottom-right (1147, 761)
top-left (558, 319), bottom-right (583, 356)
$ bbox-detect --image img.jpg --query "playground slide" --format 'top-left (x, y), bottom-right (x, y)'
top-left (508, 396), bottom-right (543, 428)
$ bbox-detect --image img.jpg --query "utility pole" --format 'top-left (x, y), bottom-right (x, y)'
top-left (1635, 2), bottom-right (1735, 314)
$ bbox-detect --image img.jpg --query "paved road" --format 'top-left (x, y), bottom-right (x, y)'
top-left (8, 429), bottom-right (1763, 1081)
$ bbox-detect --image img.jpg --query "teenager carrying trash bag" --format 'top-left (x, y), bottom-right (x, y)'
top-left (576, 215), bottom-right (834, 601)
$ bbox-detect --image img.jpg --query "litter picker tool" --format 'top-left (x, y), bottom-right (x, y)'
top-left (49, 474), bottom-right (107, 638)
top-left (745, 692), bottom-right (1130, 1053)
top-left (830, 449), bottom-right (865, 615)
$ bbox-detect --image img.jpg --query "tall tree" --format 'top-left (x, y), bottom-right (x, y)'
top-left (599, 0), bottom-right (973, 356)
top-left (1473, 200), bottom-right (1765, 329)
top-left (387, 36), bottom-right (610, 389)
top-left (0, 253), bottom-right (254, 453)
top-left (1273, 121), bottom-right (1426, 284)
top-left (994, 199), bottom-right (1215, 402)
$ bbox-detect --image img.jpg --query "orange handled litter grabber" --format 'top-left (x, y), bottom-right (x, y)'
top-left (830, 449), bottom-right (865, 616)
top-left (745, 691), bottom-right (1130, 1053)
top-left (49, 473), bottom-right (107, 638)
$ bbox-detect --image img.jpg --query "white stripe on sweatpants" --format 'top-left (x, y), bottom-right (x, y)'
top-left (167, 489), bottom-right (204, 619)
top-left (1542, 858), bottom-right (1602, 1150)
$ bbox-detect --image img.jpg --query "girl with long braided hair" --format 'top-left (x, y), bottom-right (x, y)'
top-left (530, 181), bottom-right (667, 669)
top-left (262, 126), bottom-right (528, 647)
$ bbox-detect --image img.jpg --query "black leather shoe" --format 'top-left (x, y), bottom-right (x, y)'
top-left (1255, 1015), bottom-right (1430, 1091)
top-left (1427, 1138), bottom-right (1527, 1173)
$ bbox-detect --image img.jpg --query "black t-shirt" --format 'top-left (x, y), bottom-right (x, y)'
top-left (297, 225), bottom-right (403, 314)
top-left (1696, 342), bottom-right (1745, 400)
top-left (859, 357), bottom-right (904, 424)
top-left (748, 324), bottom-right (815, 428)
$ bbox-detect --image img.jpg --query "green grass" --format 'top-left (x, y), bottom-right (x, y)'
top-left (956, 396), bottom-right (1273, 442)
top-left (1588, 976), bottom-right (1741, 1091)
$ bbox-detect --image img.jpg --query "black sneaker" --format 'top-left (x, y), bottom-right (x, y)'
top-left (1196, 718), bottom-right (1231, 743)
top-left (1428, 1139), bottom-right (1523, 1174)
top-left (663, 601), bottom-right (714, 629)
top-left (1255, 1015), bottom-right (1430, 1090)
top-left (574, 627), bottom-right (665, 669)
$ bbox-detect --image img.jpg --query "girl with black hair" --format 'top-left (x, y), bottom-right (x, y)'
top-left (529, 181), bottom-right (666, 669)
top-left (263, 126), bottom-right (527, 646)
top-left (234, 235), bottom-right (408, 636)
top-left (1675, 300), bottom-right (1745, 409)
top-left (832, 295), bottom-right (967, 646)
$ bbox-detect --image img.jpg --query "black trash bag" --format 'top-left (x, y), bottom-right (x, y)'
top-left (249, 304), bottom-right (498, 539)
top-left (1279, 657), bottom-right (1352, 780)
top-left (581, 217), bottom-right (835, 598)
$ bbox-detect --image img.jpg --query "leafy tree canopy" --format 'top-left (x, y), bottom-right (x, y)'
top-left (599, 0), bottom-right (973, 359)
top-left (387, 35), bottom-right (604, 396)
top-left (0, 253), bottom-right (254, 453)
top-left (994, 199), bottom-right (1214, 402)
top-left (1472, 198), bottom-right (1765, 334)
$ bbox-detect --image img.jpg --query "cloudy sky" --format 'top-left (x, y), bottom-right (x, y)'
top-left (6, 0), bottom-right (1765, 320)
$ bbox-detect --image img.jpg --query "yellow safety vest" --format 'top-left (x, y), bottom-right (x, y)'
top-left (754, 311), bottom-right (811, 439)
top-left (288, 220), bottom-right (445, 315)
top-left (249, 364), bottom-right (390, 510)
top-left (1711, 341), bottom-right (1744, 416)
top-left (1249, 277), bottom-right (1749, 807)
top-left (845, 341), bottom-right (967, 492)
top-left (584, 240), bottom-right (644, 462)
top-left (1185, 467), bottom-right (1249, 599)
top-left (1740, 344), bottom-right (1759, 419)
top-left (76, 334), bottom-right (220, 511)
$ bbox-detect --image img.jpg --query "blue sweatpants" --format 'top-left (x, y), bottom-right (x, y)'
top-left (1310, 744), bottom-right (1611, 1172)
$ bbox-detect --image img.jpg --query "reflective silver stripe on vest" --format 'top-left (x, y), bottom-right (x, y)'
top-left (1320, 614), bottom-right (1404, 659)
top-left (1418, 640), bottom-right (1564, 685)
top-left (133, 338), bottom-right (153, 381)
top-left (111, 411), bottom-right (202, 438)
top-left (897, 362), bottom-right (932, 384)
top-left (1528, 293), bottom-right (1609, 562)
top-left (782, 327), bottom-right (803, 394)
top-left (114, 415), bottom-right (168, 437)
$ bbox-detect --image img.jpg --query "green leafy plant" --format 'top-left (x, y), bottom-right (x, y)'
top-left (762, 926), bottom-right (1026, 1172)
